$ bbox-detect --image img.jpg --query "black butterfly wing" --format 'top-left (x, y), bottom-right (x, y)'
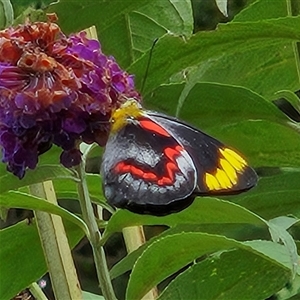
top-left (101, 116), bottom-right (197, 215)
top-left (149, 113), bottom-right (258, 195)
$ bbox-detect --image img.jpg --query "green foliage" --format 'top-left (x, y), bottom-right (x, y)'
top-left (126, 235), bottom-right (292, 300)
top-left (157, 247), bottom-right (291, 300)
top-left (0, 220), bottom-right (84, 299)
top-left (0, 0), bottom-right (300, 299)
top-left (0, 0), bottom-right (14, 28)
top-left (101, 198), bottom-right (266, 245)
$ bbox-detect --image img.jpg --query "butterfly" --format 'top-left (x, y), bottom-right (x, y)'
top-left (101, 99), bottom-right (257, 216)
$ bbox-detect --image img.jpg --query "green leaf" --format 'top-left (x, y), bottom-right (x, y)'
top-left (102, 197), bottom-right (265, 244)
top-left (229, 168), bottom-right (300, 219)
top-left (53, 174), bottom-right (102, 201)
top-left (110, 222), bottom-right (269, 280)
top-left (276, 274), bottom-right (300, 300)
top-left (0, 191), bottom-right (88, 234)
top-left (215, 0), bottom-right (228, 17)
top-left (129, 16), bottom-right (300, 94)
top-left (245, 240), bottom-right (298, 273)
top-left (144, 82), bottom-right (289, 126)
top-left (13, 6), bottom-right (46, 25)
top-left (0, 165), bottom-right (78, 194)
top-left (209, 120), bottom-right (300, 167)
top-left (0, 206), bottom-right (8, 222)
top-left (126, 233), bottom-right (292, 299)
top-left (189, 1), bottom-right (298, 99)
top-left (269, 216), bottom-right (300, 231)
top-left (190, 44), bottom-right (297, 99)
top-left (268, 217), bottom-right (299, 276)
top-left (0, 219), bottom-right (84, 300)
top-left (47, 0), bottom-right (193, 67)
top-left (158, 248), bottom-right (291, 300)
top-left (273, 89), bottom-right (300, 109)
top-left (82, 291), bottom-right (105, 300)
top-left (233, 0), bottom-right (289, 22)
top-left (38, 145), bottom-right (63, 165)
top-left (10, 0), bottom-right (52, 18)
top-left (53, 174), bottom-right (113, 213)
top-left (0, 0), bottom-right (14, 28)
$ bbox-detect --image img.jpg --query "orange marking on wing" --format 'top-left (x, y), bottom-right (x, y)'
top-left (139, 119), bottom-right (170, 137)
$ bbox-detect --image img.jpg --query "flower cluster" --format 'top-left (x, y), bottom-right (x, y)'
top-left (0, 19), bottom-right (140, 178)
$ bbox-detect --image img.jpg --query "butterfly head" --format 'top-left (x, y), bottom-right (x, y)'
top-left (110, 99), bottom-right (143, 134)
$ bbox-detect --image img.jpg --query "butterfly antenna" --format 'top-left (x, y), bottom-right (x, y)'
top-left (140, 38), bottom-right (159, 94)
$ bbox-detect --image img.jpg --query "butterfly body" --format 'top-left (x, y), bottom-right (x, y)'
top-left (101, 99), bottom-right (257, 215)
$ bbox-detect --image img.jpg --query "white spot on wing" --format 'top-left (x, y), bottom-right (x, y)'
top-left (176, 149), bottom-right (195, 181)
top-left (158, 187), bottom-right (167, 194)
top-left (137, 144), bottom-right (161, 167)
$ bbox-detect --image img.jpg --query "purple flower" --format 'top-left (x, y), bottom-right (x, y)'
top-left (0, 18), bottom-right (140, 178)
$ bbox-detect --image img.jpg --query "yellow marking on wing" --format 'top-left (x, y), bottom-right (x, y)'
top-left (205, 148), bottom-right (248, 191)
top-left (220, 158), bottom-right (237, 185)
top-left (205, 173), bottom-right (222, 191)
top-left (215, 168), bottom-right (233, 189)
top-left (110, 98), bottom-right (143, 133)
top-left (225, 148), bottom-right (247, 165)
top-left (220, 148), bottom-right (246, 172)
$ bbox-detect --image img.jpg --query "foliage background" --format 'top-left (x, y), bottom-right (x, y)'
top-left (0, 0), bottom-right (300, 299)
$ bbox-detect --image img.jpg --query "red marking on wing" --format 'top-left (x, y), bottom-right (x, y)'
top-left (142, 172), bottom-right (157, 180)
top-left (158, 177), bottom-right (172, 185)
top-left (115, 162), bottom-right (159, 183)
top-left (164, 146), bottom-right (183, 162)
top-left (114, 145), bottom-right (184, 186)
top-left (139, 119), bottom-right (170, 137)
top-left (130, 165), bottom-right (144, 177)
top-left (114, 162), bottom-right (125, 173)
top-left (165, 162), bottom-right (178, 181)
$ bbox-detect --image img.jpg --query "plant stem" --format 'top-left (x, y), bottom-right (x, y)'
top-left (29, 282), bottom-right (48, 300)
top-left (123, 226), bottom-right (146, 253)
top-left (123, 226), bottom-right (158, 299)
top-left (30, 181), bottom-right (82, 300)
top-left (75, 162), bottom-right (117, 300)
